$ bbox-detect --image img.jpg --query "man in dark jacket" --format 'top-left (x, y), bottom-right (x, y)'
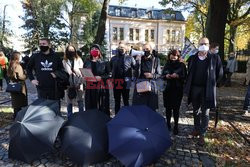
top-left (110, 42), bottom-right (136, 114)
top-left (27, 38), bottom-right (64, 101)
top-left (184, 37), bottom-right (223, 146)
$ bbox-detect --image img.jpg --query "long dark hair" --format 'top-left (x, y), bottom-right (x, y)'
top-left (64, 45), bottom-right (79, 60)
top-left (167, 49), bottom-right (180, 63)
top-left (7, 51), bottom-right (21, 78)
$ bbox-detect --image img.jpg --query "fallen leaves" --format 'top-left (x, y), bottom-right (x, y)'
top-left (205, 120), bottom-right (250, 167)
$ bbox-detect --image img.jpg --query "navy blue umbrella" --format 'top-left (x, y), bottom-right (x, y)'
top-left (60, 109), bottom-right (111, 165)
top-left (107, 105), bottom-right (172, 167)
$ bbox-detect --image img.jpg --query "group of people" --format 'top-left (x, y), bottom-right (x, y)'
top-left (6, 36), bottom-right (248, 146)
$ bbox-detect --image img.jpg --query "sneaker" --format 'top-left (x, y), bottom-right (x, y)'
top-left (198, 136), bottom-right (205, 146)
top-left (243, 110), bottom-right (250, 117)
top-left (190, 130), bottom-right (200, 137)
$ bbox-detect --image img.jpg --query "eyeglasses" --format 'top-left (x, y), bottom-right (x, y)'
top-left (199, 43), bottom-right (209, 46)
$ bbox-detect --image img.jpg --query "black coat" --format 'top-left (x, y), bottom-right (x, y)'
top-left (110, 54), bottom-right (135, 79)
top-left (83, 59), bottom-right (110, 115)
top-left (162, 61), bottom-right (187, 109)
top-left (184, 53), bottom-right (223, 108)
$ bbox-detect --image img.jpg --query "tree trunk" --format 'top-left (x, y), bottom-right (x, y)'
top-left (206, 0), bottom-right (230, 61)
top-left (94, 0), bottom-right (109, 45)
top-left (229, 25), bottom-right (237, 53)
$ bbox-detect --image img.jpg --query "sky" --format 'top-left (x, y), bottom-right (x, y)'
top-left (0, 0), bottom-right (189, 51)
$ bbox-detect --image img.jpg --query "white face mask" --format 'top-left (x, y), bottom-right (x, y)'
top-left (214, 50), bottom-right (219, 54)
top-left (198, 45), bottom-right (209, 52)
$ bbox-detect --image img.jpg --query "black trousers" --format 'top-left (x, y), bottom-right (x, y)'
top-left (165, 107), bottom-right (179, 128)
top-left (113, 83), bottom-right (129, 114)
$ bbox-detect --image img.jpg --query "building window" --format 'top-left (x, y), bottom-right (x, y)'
top-left (172, 30), bottom-right (176, 42)
top-left (171, 14), bottom-right (175, 19)
top-left (176, 30), bottom-right (180, 43)
top-left (113, 27), bottom-right (118, 41)
top-left (129, 28), bottom-right (134, 41)
top-left (166, 30), bottom-right (170, 43)
top-left (120, 28), bottom-right (124, 41)
top-left (135, 29), bottom-right (139, 41)
top-left (115, 8), bottom-right (121, 16)
top-left (150, 29), bottom-right (155, 42)
top-left (131, 11), bottom-right (136, 18)
top-left (145, 30), bottom-right (149, 42)
top-left (148, 11), bottom-right (152, 19)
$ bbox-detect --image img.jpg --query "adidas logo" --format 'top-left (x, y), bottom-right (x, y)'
top-left (41, 60), bottom-right (53, 71)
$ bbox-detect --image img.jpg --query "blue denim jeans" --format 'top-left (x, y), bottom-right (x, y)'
top-left (243, 85), bottom-right (250, 110)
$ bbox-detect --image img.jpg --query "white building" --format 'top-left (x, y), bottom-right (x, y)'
top-left (106, 5), bottom-right (186, 56)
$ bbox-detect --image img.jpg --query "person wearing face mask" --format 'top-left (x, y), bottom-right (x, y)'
top-left (110, 42), bottom-right (136, 114)
top-left (224, 52), bottom-right (238, 87)
top-left (62, 45), bottom-right (84, 117)
top-left (7, 51), bottom-right (28, 119)
top-left (83, 44), bottom-right (111, 116)
top-left (132, 43), bottom-right (161, 111)
top-left (162, 50), bottom-right (187, 135)
top-left (184, 37), bottom-right (223, 146)
top-left (27, 38), bottom-right (64, 102)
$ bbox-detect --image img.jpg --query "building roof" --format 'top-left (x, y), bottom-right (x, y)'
top-left (108, 5), bottom-right (185, 21)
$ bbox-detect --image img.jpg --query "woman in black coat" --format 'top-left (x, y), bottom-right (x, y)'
top-left (83, 44), bottom-right (111, 116)
top-left (162, 50), bottom-right (186, 135)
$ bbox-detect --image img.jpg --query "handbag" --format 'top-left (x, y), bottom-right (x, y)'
top-left (6, 82), bottom-right (22, 93)
top-left (136, 57), bottom-right (156, 93)
top-left (136, 80), bottom-right (151, 93)
top-left (68, 86), bottom-right (77, 99)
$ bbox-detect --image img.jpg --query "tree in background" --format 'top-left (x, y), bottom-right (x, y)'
top-left (62, 0), bottom-right (99, 48)
top-left (227, 0), bottom-right (250, 53)
top-left (21, 0), bottom-right (68, 50)
top-left (0, 5), bottom-right (13, 51)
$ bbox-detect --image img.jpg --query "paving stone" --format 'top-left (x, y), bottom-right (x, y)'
top-left (192, 153), bottom-right (199, 158)
top-left (200, 155), bottom-right (215, 167)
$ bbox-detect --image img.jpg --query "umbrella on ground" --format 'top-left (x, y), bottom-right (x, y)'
top-left (107, 105), bottom-right (172, 167)
top-left (60, 109), bottom-right (111, 165)
top-left (8, 98), bottom-right (64, 163)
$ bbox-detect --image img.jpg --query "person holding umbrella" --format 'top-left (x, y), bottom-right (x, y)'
top-left (7, 51), bottom-right (28, 119)
top-left (162, 49), bottom-right (187, 135)
top-left (83, 44), bottom-right (111, 116)
top-left (63, 45), bottom-right (84, 117)
top-left (132, 43), bottom-right (161, 111)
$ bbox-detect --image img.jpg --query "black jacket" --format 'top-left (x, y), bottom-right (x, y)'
top-left (27, 50), bottom-right (64, 91)
top-left (110, 54), bottom-right (136, 79)
top-left (83, 59), bottom-right (111, 80)
top-left (184, 53), bottom-right (223, 108)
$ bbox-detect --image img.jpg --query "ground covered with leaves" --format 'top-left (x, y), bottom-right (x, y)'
top-left (0, 107), bottom-right (13, 128)
top-left (205, 120), bottom-right (249, 167)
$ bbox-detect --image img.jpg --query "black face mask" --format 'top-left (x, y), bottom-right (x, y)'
top-left (67, 51), bottom-right (76, 59)
top-left (144, 51), bottom-right (151, 57)
top-left (118, 49), bottom-right (125, 56)
top-left (40, 46), bottom-right (49, 52)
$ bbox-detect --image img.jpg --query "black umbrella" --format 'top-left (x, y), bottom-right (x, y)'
top-left (8, 99), bottom-right (64, 163)
top-left (60, 109), bottom-right (111, 165)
